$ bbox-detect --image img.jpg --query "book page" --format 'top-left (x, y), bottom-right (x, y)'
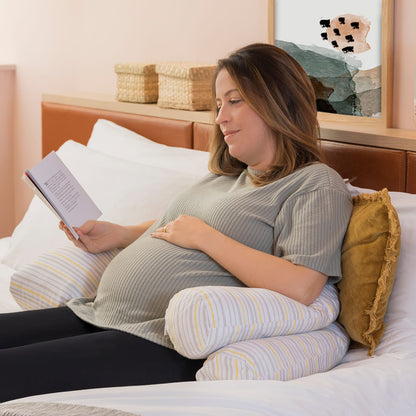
top-left (25, 151), bottom-right (102, 239)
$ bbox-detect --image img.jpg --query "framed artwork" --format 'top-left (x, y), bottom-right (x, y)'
top-left (268, 0), bottom-right (394, 127)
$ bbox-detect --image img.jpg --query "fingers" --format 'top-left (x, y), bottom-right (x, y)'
top-left (155, 221), bottom-right (173, 234)
top-left (59, 221), bottom-right (88, 251)
top-left (152, 227), bottom-right (169, 239)
top-left (59, 221), bottom-right (74, 239)
top-left (78, 220), bottom-right (96, 234)
top-left (151, 221), bottom-right (173, 242)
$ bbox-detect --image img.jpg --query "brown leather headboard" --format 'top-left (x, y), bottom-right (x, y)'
top-left (41, 102), bottom-right (193, 156)
top-left (318, 141), bottom-right (407, 192)
top-left (407, 152), bottom-right (416, 194)
top-left (191, 121), bottom-right (413, 193)
top-left (42, 102), bottom-right (415, 194)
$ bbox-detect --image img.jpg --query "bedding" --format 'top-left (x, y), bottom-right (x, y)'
top-left (338, 188), bottom-right (401, 355)
top-left (166, 284), bottom-right (349, 381)
top-left (0, 402), bottom-right (140, 416)
top-left (165, 284), bottom-right (342, 359)
top-left (0, 116), bottom-right (415, 413)
top-left (10, 246), bottom-right (120, 310)
top-left (0, 237), bottom-right (19, 312)
top-left (2, 355), bottom-right (415, 415)
top-left (0, 262), bottom-right (20, 313)
top-left (196, 322), bottom-right (349, 382)
top-left (87, 119), bottom-right (210, 174)
top-left (0, 236), bottom-right (10, 263)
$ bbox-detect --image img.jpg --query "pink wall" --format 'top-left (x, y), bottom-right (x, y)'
top-left (0, 0), bottom-right (415, 232)
top-left (392, 0), bottom-right (416, 129)
top-left (3, 0), bottom-right (270, 226)
top-left (0, 66), bottom-right (15, 237)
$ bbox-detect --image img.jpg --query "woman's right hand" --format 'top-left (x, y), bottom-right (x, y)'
top-left (59, 220), bottom-right (125, 253)
top-left (59, 219), bottom-right (156, 253)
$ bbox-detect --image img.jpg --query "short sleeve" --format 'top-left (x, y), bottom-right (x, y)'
top-left (274, 188), bottom-right (352, 282)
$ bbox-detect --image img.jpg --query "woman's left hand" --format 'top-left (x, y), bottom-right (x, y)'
top-left (151, 215), bottom-right (212, 250)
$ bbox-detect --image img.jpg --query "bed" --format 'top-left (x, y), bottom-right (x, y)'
top-left (0, 100), bottom-right (415, 415)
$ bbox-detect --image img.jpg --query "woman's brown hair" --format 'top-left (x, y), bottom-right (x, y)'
top-left (209, 43), bottom-right (322, 186)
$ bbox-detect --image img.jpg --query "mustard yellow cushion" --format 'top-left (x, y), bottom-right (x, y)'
top-left (338, 188), bottom-right (401, 356)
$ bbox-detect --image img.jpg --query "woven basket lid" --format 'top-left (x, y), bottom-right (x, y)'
top-left (155, 62), bottom-right (216, 80)
top-left (114, 63), bottom-right (157, 75)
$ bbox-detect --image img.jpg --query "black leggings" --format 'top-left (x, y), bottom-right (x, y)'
top-left (0, 307), bottom-right (203, 403)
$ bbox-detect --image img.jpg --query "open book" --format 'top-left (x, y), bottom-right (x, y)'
top-left (23, 151), bottom-right (102, 239)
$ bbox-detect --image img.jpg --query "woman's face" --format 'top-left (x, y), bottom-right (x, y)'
top-left (215, 69), bottom-right (276, 171)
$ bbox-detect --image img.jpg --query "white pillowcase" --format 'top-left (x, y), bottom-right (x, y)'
top-left (0, 237), bottom-right (11, 263)
top-left (0, 263), bottom-right (21, 313)
top-left (165, 284), bottom-right (340, 359)
top-left (196, 322), bottom-right (349, 381)
top-left (87, 119), bottom-right (210, 175)
top-left (10, 246), bottom-right (120, 310)
top-left (3, 140), bottom-right (208, 270)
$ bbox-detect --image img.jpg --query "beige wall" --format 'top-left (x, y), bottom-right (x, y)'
top-left (392, 0), bottom-right (416, 129)
top-left (0, 0), bottom-right (415, 232)
top-left (0, 66), bottom-right (15, 237)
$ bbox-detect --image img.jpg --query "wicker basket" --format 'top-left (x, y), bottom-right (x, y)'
top-left (156, 63), bottom-right (216, 111)
top-left (114, 63), bottom-right (158, 103)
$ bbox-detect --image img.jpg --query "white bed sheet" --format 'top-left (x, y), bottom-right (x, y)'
top-left (6, 352), bottom-right (416, 415)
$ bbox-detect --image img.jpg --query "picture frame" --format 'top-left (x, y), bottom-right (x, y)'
top-left (268, 0), bottom-right (394, 128)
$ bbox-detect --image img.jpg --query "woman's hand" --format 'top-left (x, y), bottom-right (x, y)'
top-left (152, 215), bottom-right (327, 305)
top-left (59, 220), bottom-right (125, 253)
top-left (151, 215), bottom-right (212, 250)
top-left (60, 219), bottom-right (157, 253)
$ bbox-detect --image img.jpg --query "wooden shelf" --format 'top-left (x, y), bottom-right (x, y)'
top-left (42, 92), bottom-right (416, 152)
top-left (318, 118), bottom-right (416, 151)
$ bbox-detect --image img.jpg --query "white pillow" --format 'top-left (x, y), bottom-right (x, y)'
top-left (10, 246), bottom-right (120, 310)
top-left (165, 284), bottom-right (340, 359)
top-left (347, 185), bottom-right (416, 356)
top-left (0, 263), bottom-right (21, 313)
top-left (196, 322), bottom-right (349, 381)
top-left (87, 119), bottom-right (210, 175)
top-left (0, 236), bottom-right (11, 263)
top-left (3, 140), bottom-right (208, 270)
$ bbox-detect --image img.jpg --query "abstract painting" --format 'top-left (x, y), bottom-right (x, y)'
top-left (270, 0), bottom-right (392, 122)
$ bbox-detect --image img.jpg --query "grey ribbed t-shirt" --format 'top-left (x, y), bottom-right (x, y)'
top-left (68, 163), bottom-right (352, 348)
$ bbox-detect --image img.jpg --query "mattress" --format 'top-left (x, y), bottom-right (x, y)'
top-left (3, 353), bottom-right (416, 415)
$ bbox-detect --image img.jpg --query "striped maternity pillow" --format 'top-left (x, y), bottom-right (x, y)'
top-left (165, 284), bottom-right (340, 359)
top-left (196, 322), bottom-right (349, 381)
top-left (10, 246), bottom-right (120, 310)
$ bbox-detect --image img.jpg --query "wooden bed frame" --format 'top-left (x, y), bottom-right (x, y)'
top-left (42, 101), bottom-right (416, 194)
